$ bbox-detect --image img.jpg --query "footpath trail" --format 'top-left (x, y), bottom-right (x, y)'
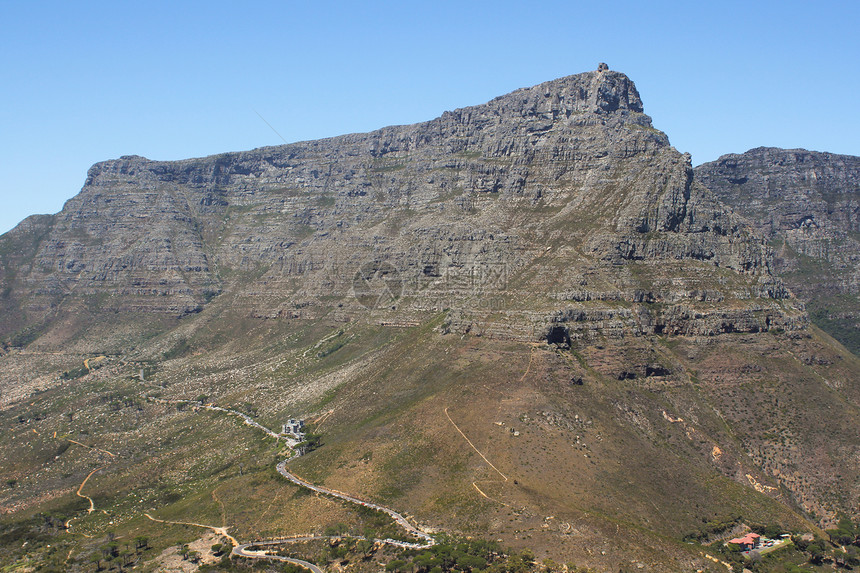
top-left (66, 439), bottom-right (116, 458)
top-left (144, 513), bottom-right (239, 547)
top-left (76, 466), bottom-right (105, 514)
top-left (444, 405), bottom-right (514, 508)
top-left (446, 345), bottom-right (539, 508)
top-left (55, 435), bottom-right (116, 535)
top-left (203, 405), bottom-right (285, 441)
top-left (444, 407), bottom-right (508, 482)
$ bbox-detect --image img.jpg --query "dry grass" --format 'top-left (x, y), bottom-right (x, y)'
top-left (0, 315), bottom-right (857, 572)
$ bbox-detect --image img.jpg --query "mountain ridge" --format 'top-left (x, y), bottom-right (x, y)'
top-left (0, 68), bottom-right (802, 352)
top-left (696, 146), bottom-right (860, 353)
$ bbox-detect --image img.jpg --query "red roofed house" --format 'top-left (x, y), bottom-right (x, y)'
top-left (728, 533), bottom-right (761, 551)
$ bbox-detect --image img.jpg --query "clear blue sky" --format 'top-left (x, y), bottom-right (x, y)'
top-left (2, 0), bottom-right (858, 234)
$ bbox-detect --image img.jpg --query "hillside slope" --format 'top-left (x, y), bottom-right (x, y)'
top-left (1, 312), bottom-right (858, 572)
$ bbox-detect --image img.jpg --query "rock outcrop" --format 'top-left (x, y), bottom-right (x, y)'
top-left (696, 148), bottom-right (860, 352)
top-left (0, 69), bottom-right (804, 348)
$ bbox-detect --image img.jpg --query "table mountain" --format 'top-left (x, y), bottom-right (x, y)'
top-left (0, 68), bottom-right (857, 573)
top-left (0, 68), bottom-right (802, 351)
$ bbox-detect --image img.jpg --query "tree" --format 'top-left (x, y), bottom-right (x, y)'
top-left (834, 549), bottom-right (848, 568)
top-left (791, 535), bottom-right (809, 552)
top-left (763, 524), bottom-right (782, 539)
top-left (101, 542), bottom-right (119, 560)
top-left (457, 553), bottom-right (487, 572)
top-left (119, 549), bottom-right (133, 567)
top-left (220, 536), bottom-right (234, 554)
top-left (296, 432), bottom-right (322, 455)
top-left (844, 545), bottom-right (860, 567)
top-left (828, 516), bottom-right (860, 547)
top-left (356, 539), bottom-right (374, 559)
top-left (413, 552), bottom-right (440, 572)
top-left (502, 550), bottom-right (535, 573)
top-left (808, 542), bottom-right (825, 565)
top-left (324, 523), bottom-right (348, 536)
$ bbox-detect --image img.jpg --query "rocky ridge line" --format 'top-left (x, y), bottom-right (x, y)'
top-left (696, 147), bottom-right (859, 352)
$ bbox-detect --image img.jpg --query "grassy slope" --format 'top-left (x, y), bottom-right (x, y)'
top-left (0, 312), bottom-right (857, 572)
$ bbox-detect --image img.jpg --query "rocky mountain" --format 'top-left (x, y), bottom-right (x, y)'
top-left (696, 147), bottom-right (860, 353)
top-left (0, 68), bottom-right (858, 573)
top-left (0, 69), bottom-right (801, 352)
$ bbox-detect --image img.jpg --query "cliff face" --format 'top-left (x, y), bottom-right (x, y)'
top-left (0, 69), bottom-right (802, 349)
top-left (696, 148), bottom-right (860, 352)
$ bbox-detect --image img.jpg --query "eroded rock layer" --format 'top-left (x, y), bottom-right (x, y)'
top-left (0, 70), bottom-right (803, 348)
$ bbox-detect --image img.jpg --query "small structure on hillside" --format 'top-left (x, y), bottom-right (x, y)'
top-left (728, 532), bottom-right (761, 551)
top-left (282, 418), bottom-right (305, 439)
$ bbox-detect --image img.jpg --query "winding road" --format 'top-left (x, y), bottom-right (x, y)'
top-left (274, 458), bottom-right (434, 548)
top-left (203, 405), bottom-right (291, 442)
top-left (232, 538), bottom-right (329, 573)
top-left (191, 405), bottom-right (435, 568)
top-left (139, 400), bottom-right (434, 569)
